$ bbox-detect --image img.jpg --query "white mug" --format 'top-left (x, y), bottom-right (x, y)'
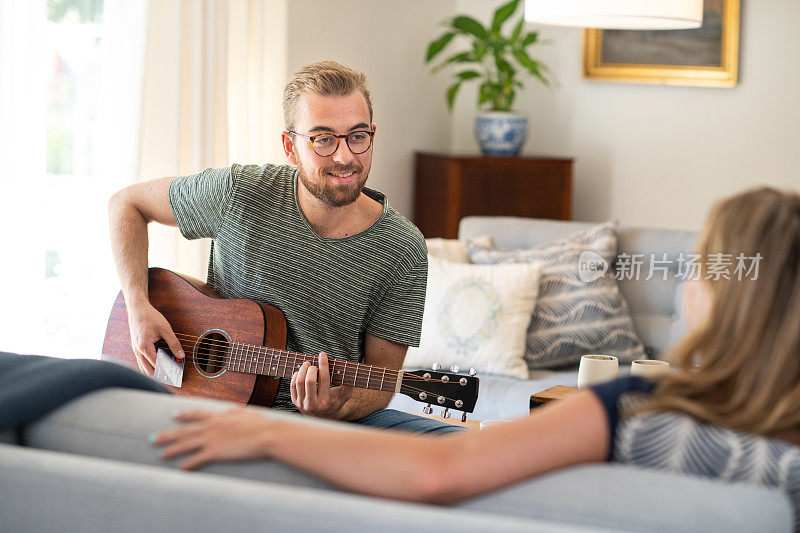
top-left (480, 419), bottom-right (512, 430)
top-left (577, 355), bottom-right (619, 389)
top-left (630, 359), bottom-right (670, 379)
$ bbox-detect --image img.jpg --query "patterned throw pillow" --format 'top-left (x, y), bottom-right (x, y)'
top-left (467, 221), bottom-right (646, 369)
top-left (404, 255), bottom-right (544, 379)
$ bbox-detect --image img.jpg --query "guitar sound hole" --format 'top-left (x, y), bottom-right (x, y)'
top-left (196, 332), bottom-right (229, 375)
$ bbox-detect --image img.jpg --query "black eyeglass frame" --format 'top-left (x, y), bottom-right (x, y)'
top-left (288, 129), bottom-right (375, 157)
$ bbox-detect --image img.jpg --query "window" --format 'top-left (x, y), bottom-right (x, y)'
top-left (0, 0), bottom-right (126, 359)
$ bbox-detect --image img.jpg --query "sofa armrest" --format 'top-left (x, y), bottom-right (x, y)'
top-left (18, 388), bottom-right (794, 533)
top-left (21, 388), bottom-right (353, 491)
top-left (0, 443), bottom-right (590, 533)
top-left (459, 463), bottom-right (793, 533)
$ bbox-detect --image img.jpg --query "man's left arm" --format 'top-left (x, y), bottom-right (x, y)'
top-left (289, 334), bottom-right (408, 421)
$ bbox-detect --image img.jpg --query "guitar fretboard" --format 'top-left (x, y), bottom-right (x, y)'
top-left (225, 342), bottom-right (401, 393)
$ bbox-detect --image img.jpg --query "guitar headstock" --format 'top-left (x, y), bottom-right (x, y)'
top-left (399, 364), bottom-right (479, 421)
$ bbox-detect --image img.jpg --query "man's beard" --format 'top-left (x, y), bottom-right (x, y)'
top-left (296, 158), bottom-right (369, 208)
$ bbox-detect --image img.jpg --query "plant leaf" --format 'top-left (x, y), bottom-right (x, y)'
top-left (425, 32), bottom-right (455, 62)
top-left (452, 15), bottom-right (488, 40)
top-left (473, 40), bottom-right (488, 61)
top-left (446, 82), bottom-right (462, 111)
top-left (510, 17), bottom-right (524, 45)
top-left (513, 49), bottom-right (549, 85)
top-left (522, 31), bottom-right (539, 48)
top-left (506, 89), bottom-right (516, 111)
top-left (495, 54), bottom-right (515, 77)
top-left (432, 51), bottom-right (474, 73)
top-left (488, 34), bottom-right (509, 53)
top-left (457, 70), bottom-right (482, 80)
top-left (491, 0), bottom-right (521, 34)
top-left (478, 82), bottom-right (493, 106)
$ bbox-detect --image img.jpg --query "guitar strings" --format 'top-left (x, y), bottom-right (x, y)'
top-left (165, 331), bottom-right (453, 385)
top-left (150, 331), bottom-right (470, 405)
top-left (172, 333), bottom-right (406, 384)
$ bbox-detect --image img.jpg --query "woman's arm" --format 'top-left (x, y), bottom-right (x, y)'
top-left (152, 390), bottom-right (609, 504)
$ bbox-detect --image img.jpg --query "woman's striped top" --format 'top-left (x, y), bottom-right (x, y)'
top-left (593, 377), bottom-right (800, 530)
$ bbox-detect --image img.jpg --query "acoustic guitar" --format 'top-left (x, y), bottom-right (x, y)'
top-left (102, 268), bottom-right (479, 421)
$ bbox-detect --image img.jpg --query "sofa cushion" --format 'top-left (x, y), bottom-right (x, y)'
top-left (467, 221), bottom-right (646, 369)
top-left (425, 238), bottom-right (471, 263)
top-left (10, 388), bottom-right (793, 533)
top-left (404, 256), bottom-right (544, 379)
top-left (458, 217), bottom-right (696, 356)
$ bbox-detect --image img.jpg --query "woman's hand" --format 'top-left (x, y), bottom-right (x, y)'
top-left (150, 408), bottom-right (277, 470)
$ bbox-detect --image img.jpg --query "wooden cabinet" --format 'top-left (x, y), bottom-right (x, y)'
top-left (413, 152), bottom-right (573, 239)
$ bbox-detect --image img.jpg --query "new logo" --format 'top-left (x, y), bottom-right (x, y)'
top-left (578, 251), bottom-right (609, 283)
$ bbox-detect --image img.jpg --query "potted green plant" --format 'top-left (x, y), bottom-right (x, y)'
top-left (425, 0), bottom-right (552, 156)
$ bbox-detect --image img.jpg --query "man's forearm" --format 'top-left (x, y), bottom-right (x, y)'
top-left (334, 388), bottom-right (393, 421)
top-left (108, 193), bottom-right (151, 307)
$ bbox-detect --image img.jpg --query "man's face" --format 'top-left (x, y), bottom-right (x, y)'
top-left (285, 91), bottom-right (374, 208)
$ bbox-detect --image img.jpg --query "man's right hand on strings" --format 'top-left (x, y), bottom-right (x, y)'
top-left (127, 303), bottom-right (184, 376)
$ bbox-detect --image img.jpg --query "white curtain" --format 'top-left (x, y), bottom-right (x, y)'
top-left (0, 0), bottom-right (47, 350)
top-left (0, 0), bottom-right (148, 356)
top-left (140, 0), bottom-right (289, 280)
top-left (227, 0), bottom-right (288, 165)
top-left (0, 0), bottom-right (287, 356)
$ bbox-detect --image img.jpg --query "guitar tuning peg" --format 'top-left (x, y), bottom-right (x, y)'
top-left (461, 412), bottom-right (467, 423)
top-left (468, 368), bottom-right (477, 376)
top-left (441, 408), bottom-right (451, 419)
top-left (450, 364), bottom-right (460, 374)
top-left (431, 362), bottom-right (440, 371)
top-left (422, 404), bottom-right (433, 415)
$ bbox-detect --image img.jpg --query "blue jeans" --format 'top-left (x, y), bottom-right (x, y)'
top-left (353, 408), bottom-right (465, 434)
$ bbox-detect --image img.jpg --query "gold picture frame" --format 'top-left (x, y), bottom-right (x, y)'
top-left (582, 0), bottom-right (740, 87)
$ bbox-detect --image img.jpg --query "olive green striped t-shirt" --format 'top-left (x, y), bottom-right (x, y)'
top-left (168, 163), bottom-right (428, 411)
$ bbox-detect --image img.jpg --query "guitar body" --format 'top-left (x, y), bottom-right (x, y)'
top-left (102, 268), bottom-right (285, 406)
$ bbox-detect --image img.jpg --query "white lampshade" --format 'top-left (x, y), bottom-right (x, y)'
top-left (524, 0), bottom-right (704, 30)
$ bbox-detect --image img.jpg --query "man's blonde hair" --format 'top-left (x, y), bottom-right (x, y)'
top-left (283, 61), bottom-right (373, 132)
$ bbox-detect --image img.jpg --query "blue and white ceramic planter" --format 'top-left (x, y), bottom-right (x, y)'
top-left (474, 111), bottom-right (528, 157)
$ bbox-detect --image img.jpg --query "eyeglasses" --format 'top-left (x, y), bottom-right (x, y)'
top-left (288, 130), bottom-right (374, 157)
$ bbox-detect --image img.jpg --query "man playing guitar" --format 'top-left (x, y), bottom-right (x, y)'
top-left (108, 61), bottom-right (460, 433)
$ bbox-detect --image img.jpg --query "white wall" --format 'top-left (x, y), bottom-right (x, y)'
top-left (451, 0), bottom-right (800, 230)
top-left (286, 0), bottom-right (456, 218)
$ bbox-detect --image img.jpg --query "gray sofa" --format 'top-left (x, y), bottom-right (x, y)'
top-left (0, 217), bottom-right (794, 532)
top-left (390, 216), bottom-right (698, 421)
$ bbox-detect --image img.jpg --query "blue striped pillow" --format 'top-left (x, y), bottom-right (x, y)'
top-left (467, 221), bottom-right (645, 370)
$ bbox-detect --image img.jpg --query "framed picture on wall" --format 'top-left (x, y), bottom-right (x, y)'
top-left (582, 0), bottom-right (740, 87)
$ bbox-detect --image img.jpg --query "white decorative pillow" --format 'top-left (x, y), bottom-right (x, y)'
top-left (404, 255), bottom-right (544, 379)
top-left (425, 238), bottom-right (470, 263)
top-left (467, 221), bottom-right (646, 370)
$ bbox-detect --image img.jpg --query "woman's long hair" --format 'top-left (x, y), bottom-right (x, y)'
top-left (639, 187), bottom-right (800, 437)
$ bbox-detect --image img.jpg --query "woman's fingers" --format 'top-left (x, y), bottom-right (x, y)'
top-left (161, 436), bottom-right (206, 460)
top-left (172, 409), bottom-right (216, 422)
top-left (180, 450), bottom-right (214, 471)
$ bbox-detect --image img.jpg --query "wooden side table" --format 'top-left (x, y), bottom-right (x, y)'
top-left (413, 152), bottom-right (573, 239)
top-left (530, 386), bottom-right (579, 412)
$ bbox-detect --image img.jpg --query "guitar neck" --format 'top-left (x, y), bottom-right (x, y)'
top-left (226, 342), bottom-right (402, 393)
